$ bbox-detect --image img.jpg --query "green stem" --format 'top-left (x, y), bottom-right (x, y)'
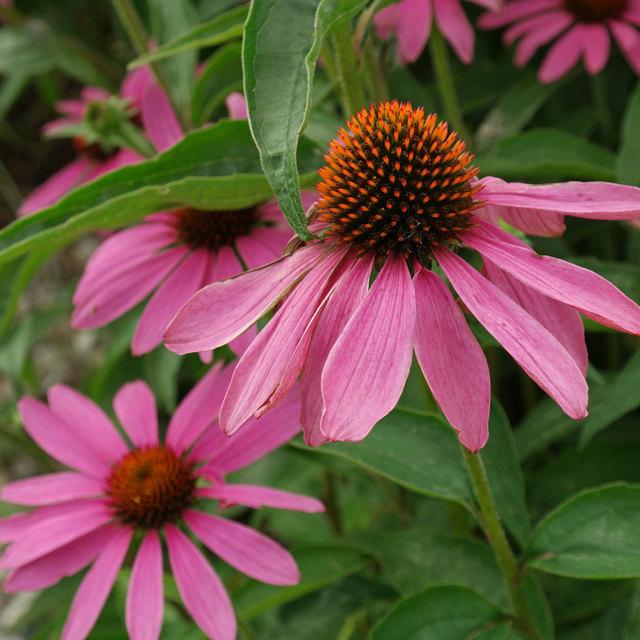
top-left (590, 72), bottom-right (613, 148)
top-left (110, 0), bottom-right (186, 128)
top-left (462, 448), bottom-right (536, 636)
top-left (429, 28), bottom-right (468, 141)
top-left (331, 18), bottom-right (368, 117)
top-left (362, 37), bottom-right (389, 103)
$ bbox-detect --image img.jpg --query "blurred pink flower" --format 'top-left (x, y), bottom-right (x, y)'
top-left (479, 0), bottom-right (640, 83)
top-left (375, 0), bottom-right (501, 64)
top-left (165, 102), bottom-right (640, 452)
top-left (17, 68), bottom-right (173, 216)
top-left (0, 364), bottom-right (322, 640)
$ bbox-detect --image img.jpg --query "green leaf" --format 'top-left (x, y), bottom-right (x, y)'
top-left (470, 622), bottom-right (526, 639)
top-left (370, 585), bottom-right (503, 640)
top-left (0, 120), bottom-right (321, 267)
top-left (131, 4), bottom-right (248, 68)
top-left (476, 129), bottom-right (616, 182)
top-left (617, 81), bottom-right (640, 186)
top-left (191, 41), bottom-right (243, 126)
top-left (242, 0), bottom-right (366, 238)
top-left (233, 546), bottom-right (371, 619)
top-left (293, 407), bottom-right (474, 510)
top-left (527, 484), bottom-right (640, 579)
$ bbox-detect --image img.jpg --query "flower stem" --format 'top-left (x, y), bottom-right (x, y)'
top-left (590, 72), bottom-right (614, 148)
top-left (331, 18), bottom-right (368, 117)
top-left (429, 28), bottom-right (468, 141)
top-left (462, 447), bottom-right (536, 636)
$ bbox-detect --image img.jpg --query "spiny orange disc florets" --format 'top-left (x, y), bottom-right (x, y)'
top-left (174, 207), bottom-right (258, 251)
top-left (564, 0), bottom-right (627, 21)
top-left (316, 101), bottom-right (482, 260)
top-left (106, 446), bottom-right (196, 528)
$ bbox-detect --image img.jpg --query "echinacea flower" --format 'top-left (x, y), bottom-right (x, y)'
top-left (165, 100), bottom-right (640, 452)
top-left (375, 0), bottom-right (501, 64)
top-left (479, 0), bottom-right (640, 82)
top-left (0, 364), bottom-right (323, 640)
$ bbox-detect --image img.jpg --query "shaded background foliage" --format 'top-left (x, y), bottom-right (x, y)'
top-left (0, 0), bottom-right (639, 638)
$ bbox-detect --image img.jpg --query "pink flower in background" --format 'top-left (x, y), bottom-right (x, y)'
top-left (165, 101), bottom-right (640, 452)
top-left (225, 91), bottom-right (249, 119)
top-left (479, 0), bottom-right (640, 83)
top-left (18, 68), bottom-right (173, 216)
top-left (375, 0), bottom-right (501, 64)
top-left (0, 364), bottom-right (323, 640)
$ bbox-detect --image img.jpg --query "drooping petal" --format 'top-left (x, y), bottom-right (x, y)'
top-left (413, 268), bottom-right (490, 451)
top-left (225, 92), bottom-right (248, 119)
top-left (481, 178), bottom-right (640, 221)
top-left (463, 220), bottom-right (640, 335)
top-left (478, 0), bottom-right (561, 29)
top-left (396, 0), bottom-right (433, 63)
top-left (582, 24), bottom-right (611, 74)
top-left (47, 384), bottom-right (128, 463)
top-left (185, 510), bottom-right (300, 585)
top-left (301, 254), bottom-right (373, 446)
top-left (512, 13), bottom-right (573, 67)
top-left (610, 20), bottom-right (640, 74)
top-left (132, 249), bottom-right (210, 355)
top-left (18, 157), bottom-right (97, 216)
top-left (480, 202), bottom-right (566, 237)
top-left (0, 500), bottom-right (112, 569)
top-left (121, 66), bottom-right (154, 106)
top-left (140, 82), bottom-right (183, 152)
top-left (374, 1), bottom-right (402, 41)
top-left (61, 527), bottom-right (132, 640)
top-left (166, 361), bottom-right (235, 454)
top-left (1, 473), bottom-right (103, 506)
top-left (433, 0), bottom-right (474, 63)
top-left (235, 229), bottom-right (284, 269)
top-left (219, 248), bottom-right (346, 435)
top-left (538, 25), bottom-right (584, 83)
top-left (199, 484), bottom-right (324, 513)
top-left (165, 244), bottom-right (325, 354)
top-left (18, 398), bottom-right (111, 477)
top-left (113, 381), bottom-right (159, 448)
top-left (126, 530), bottom-right (163, 640)
top-left (435, 247), bottom-right (588, 419)
top-left (320, 256), bottom-right (416, 442)
top-left (165, 524), bottom-right (236, 640)
top-left (5, 525), bottom-right (116, 593)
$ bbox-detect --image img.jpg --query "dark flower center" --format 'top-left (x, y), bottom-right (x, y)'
top-left (563, 0), bottom-right (627, 21)
top-left (316, 101), bottom-right (481, 260)
top-left (173, 207), bottom-right (258, 251)
top-left (106, 446), bottom-right (196, 528)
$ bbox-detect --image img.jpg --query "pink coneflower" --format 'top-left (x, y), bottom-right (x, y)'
top-left (479, 0), bottom-right (640, 82)
top-left (375, 0), bottom-right (501, 64)
top-left (71, 187), bottom-right (317, 357)
top-left (165, 101), bottom-right (640, 452)
top-left (0, 364), bottom-right (322, 640)
top-left (18, 67), bottom-right (175, 216)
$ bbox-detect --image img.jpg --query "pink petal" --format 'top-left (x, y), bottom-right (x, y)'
top-left (126, 531), bottom-right (163, 640)
top-left (374, 1), bottom-right (402, 40)
top-left (55, 99), bottom-right (85, 119)
top-left (463, 220), bottom-right (640, 335)
top-left (301, 254), bottom-right (373, 446)
top-left (434, 247), bottom-right (588, 419)
top-left (225, 92), bottom-right (248, 119)
top-left (166, 361), bottom-right (235, 454)
top-left (582, 24), bottom-right (610, 74)
top-left (433, 0), bottom-right (474, 63)
top-left (141, 82), bottom-right (183, 153)
top-left (199, 483), bottom-right (324, 513)
top-left (5, 525), bottom-right (117, 593)
top-left (397, 0), bottom-right (433, 63)
top-left (320, 256), bottom-right (416, 442)
top-left (81, 86), bottom-right (110, 102)
top-left (219, 248), bottom-right (346, 434)
top-left (0, 473), bottom-right (103, 506)
top-left (609, 20), bottom-right (640, 74)
top-left (483, 259), bottom-right (588, 374)
top-left (47, 384), bottom-right (128, 464)
top-left (72, 248), bottom-right (187, 329)
top-left (18, 398), bottom-right (111, 477)
top-left (539, 25), bottom-right (585, 83)
top-left (0, 500), bottom-right (112, 569)
top-left (413, 268), bottom-right (490, 451)
top-left (132, 249), bottom-right (210, 355)
top-left (478, 0), bottom-right (561, 29)
top-left (481, 178), bottom-right (640, 221)
top-left (165, 244), bottom-right (326, 354)
top-left (512, 13), bottom-right (573, 67)
top-left (121, 66), bottom-right (155, 106)
top-left (61, 527), bottom-right (132, 640)
top-left (165, 524), bottom-right (236, 640)
top-left (201, 391), bottom-right (301, 472)
top-left (18, 157), bottom-right (97, 216)
top-left (236, 229), bottom-right (284, 269)
top-left (113, 381), bottom-right (159, 448)
top-left (481, 201), bottom-right (566, 237)
top-left (185, 510), bottom-right (300, 585)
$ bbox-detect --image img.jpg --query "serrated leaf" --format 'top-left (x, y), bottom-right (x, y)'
top-left (242, 0), bottom-right (366, 238)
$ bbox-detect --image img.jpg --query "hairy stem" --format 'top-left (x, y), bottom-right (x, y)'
top-left (331, 18), bottom-right (368, 117)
